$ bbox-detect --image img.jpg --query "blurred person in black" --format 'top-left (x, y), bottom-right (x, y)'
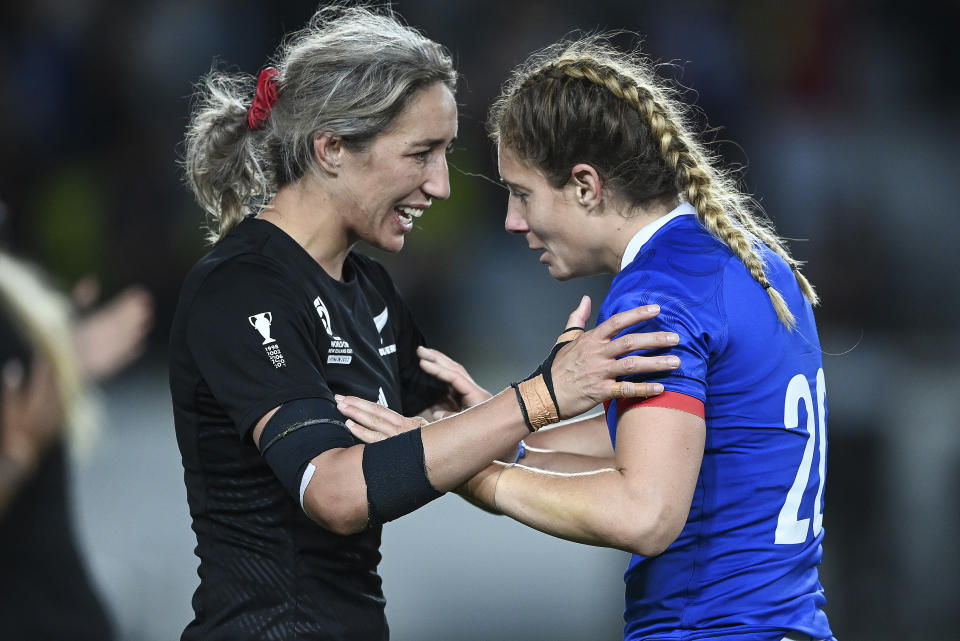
top-left (0, 247), bottom-right (152, 639)
top-left (172, 5), bottom-right (680, 640)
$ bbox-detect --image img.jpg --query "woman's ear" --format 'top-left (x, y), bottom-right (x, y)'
top-left (313, 132), bottom-right (343, 174)
top-left (570, 163), bottom-right (603, 210)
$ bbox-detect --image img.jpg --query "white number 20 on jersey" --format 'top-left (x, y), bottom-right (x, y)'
top-left (775, 368), bottom-right (827, 545)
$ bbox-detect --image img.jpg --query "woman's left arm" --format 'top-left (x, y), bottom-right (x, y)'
top-left (465, 406), bottom-right (704, 557)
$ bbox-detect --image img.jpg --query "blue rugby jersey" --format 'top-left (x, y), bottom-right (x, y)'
top-left (598, 206), bottom-right (832, 641)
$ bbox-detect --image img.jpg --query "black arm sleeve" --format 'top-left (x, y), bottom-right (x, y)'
top-left (362, 428), bottom-right (443, 525)
top-left (258, 397), bottom-right (355, 504)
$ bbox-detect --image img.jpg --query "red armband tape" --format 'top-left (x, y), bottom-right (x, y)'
top-left (616, 391), bottom-right (704, 419)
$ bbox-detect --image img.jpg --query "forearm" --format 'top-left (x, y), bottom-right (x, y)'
top-left (483, 407), bottom-right (705, 555)
top-left (301, 390), bottom-right (532, 533)
top-left (489, 464), bottom-right (672, 555)
top-left (420, 389), bottom-right (529, 491)
top-left (520, 447), bottom-right (614, 473)
top-left (455, 449), bottom-right (615, 516)
top-left (524, 413), bottom-right (612, 457)
top-left (510, 413), bottom-right (613, 472)
top-left (305, 390), bottom-right (527, 531)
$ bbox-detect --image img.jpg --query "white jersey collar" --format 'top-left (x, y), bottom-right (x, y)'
top-left (619, 202), bottom-right (697, 272)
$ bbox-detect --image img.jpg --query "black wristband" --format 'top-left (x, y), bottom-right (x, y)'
top-left (511, 382), bottom-right (534, 432)
top-left (539, 342), bottom-right (564, 418)
top-left (362, 428), bottom-right (443, 525)
top-left (513, 326), bottom-right (583, 420)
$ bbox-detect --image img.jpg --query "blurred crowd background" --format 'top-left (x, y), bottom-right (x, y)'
top-left (1, 1), bottom-right (957, 640)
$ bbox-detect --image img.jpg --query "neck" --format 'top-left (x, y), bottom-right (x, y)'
top-left (257, 179), bottom-right (353, 281)
top-left (606, 196), bottom-right (680, 272)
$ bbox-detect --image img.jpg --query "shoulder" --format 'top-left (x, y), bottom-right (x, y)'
top-left (347, 251), bottom-right (391, 283)
top-left (609, 222), bottom-right (732, 314)
top-left (182, 249), bottom-right (296, 305)
top-left (346, 251), bottom-right (402, 301)
top-left (173, 244), bottom-right (309, 347)
top-left (599, 219), bottom-right (737, 358)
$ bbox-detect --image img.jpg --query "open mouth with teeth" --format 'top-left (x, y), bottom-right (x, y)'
top-left (394, 206), bottom-right (423, 228)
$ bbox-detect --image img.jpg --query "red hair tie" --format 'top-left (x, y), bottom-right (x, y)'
top-left (248, 67), bottom-right (280, 131)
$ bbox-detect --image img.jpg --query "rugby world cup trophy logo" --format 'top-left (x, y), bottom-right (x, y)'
top-left (248, 312), bottom-right (276, 345)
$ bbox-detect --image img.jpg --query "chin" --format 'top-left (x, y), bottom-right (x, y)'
top-left (373, 234), bottom-right (406, 253)
top-left (547, 264), bottom-right (574, 281)
top-left (548, 261), bottom-right (595, 281)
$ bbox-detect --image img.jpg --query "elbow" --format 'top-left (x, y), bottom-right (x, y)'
top-left (318, 511), bottom-right (369, 537)
top-left (609, 502), bottom-right (685, 557)
top-left (625, 528), bottom-right (679, 558)
top-left (303, 488), bottom-right (370, 536)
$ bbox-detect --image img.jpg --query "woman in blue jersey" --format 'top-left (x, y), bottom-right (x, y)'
top-left (338, 36), bottom-right (834, 641)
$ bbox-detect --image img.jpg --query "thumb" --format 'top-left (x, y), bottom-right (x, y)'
top-left (565, 295), bottom-right (591, 329)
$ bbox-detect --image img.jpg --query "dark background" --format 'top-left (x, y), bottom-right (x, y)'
top-left (1, 1), bottom-right (957, 640)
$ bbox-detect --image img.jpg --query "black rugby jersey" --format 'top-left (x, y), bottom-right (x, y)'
top-left (169, 217), bottom-right (447, 641)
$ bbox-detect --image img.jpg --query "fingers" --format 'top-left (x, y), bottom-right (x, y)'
top-left (611, 380), bottom-right (666, 399)
top-left (419, 358), bottom-right (477, 397)
top-left (416, 346), bottom-right (465, 370)
top-left (612, 354), bottom-right (681, 379)
top-left (335, 394), bottom-right (402, 431)
top-left (593, 304), bottom-right (662, 340)
top-left (418, 356), bottom-right (463, 383)
top-left (606, 331), bottom-right (680, 358)
top-left (418, 347), bottom-right (467, 380)
top-left (565, 295), bottom-right (591, 330)
top-left (343, 419), bottom-right (387, 443)
top-left (418, 346), bottom-right (492, 408)
top-left (335, 394), bottom-right (422, 441)
top-left (343, 415), bottom-right (427, 443)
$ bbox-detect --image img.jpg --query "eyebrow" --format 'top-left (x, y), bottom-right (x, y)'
top-left (499, 178), bottom-right (525, 192)
top-left (411, 136), bottom-right (457, 148)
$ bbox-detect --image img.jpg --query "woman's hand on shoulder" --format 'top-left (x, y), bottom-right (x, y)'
top-left (550, 296), bottom-right (681, 418)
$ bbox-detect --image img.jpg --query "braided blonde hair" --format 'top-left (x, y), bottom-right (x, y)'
top-left (488, 38), bottom-right (817, 328)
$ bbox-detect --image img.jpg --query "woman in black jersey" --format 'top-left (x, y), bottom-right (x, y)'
top-left (174, 6), bottom-right (680, 640)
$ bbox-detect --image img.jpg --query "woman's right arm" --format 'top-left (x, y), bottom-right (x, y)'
top-left (274, 302), bottom-right (678, 535)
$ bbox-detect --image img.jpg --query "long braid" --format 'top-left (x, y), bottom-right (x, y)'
top-left (548, 56), bottom-right (817, 328)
